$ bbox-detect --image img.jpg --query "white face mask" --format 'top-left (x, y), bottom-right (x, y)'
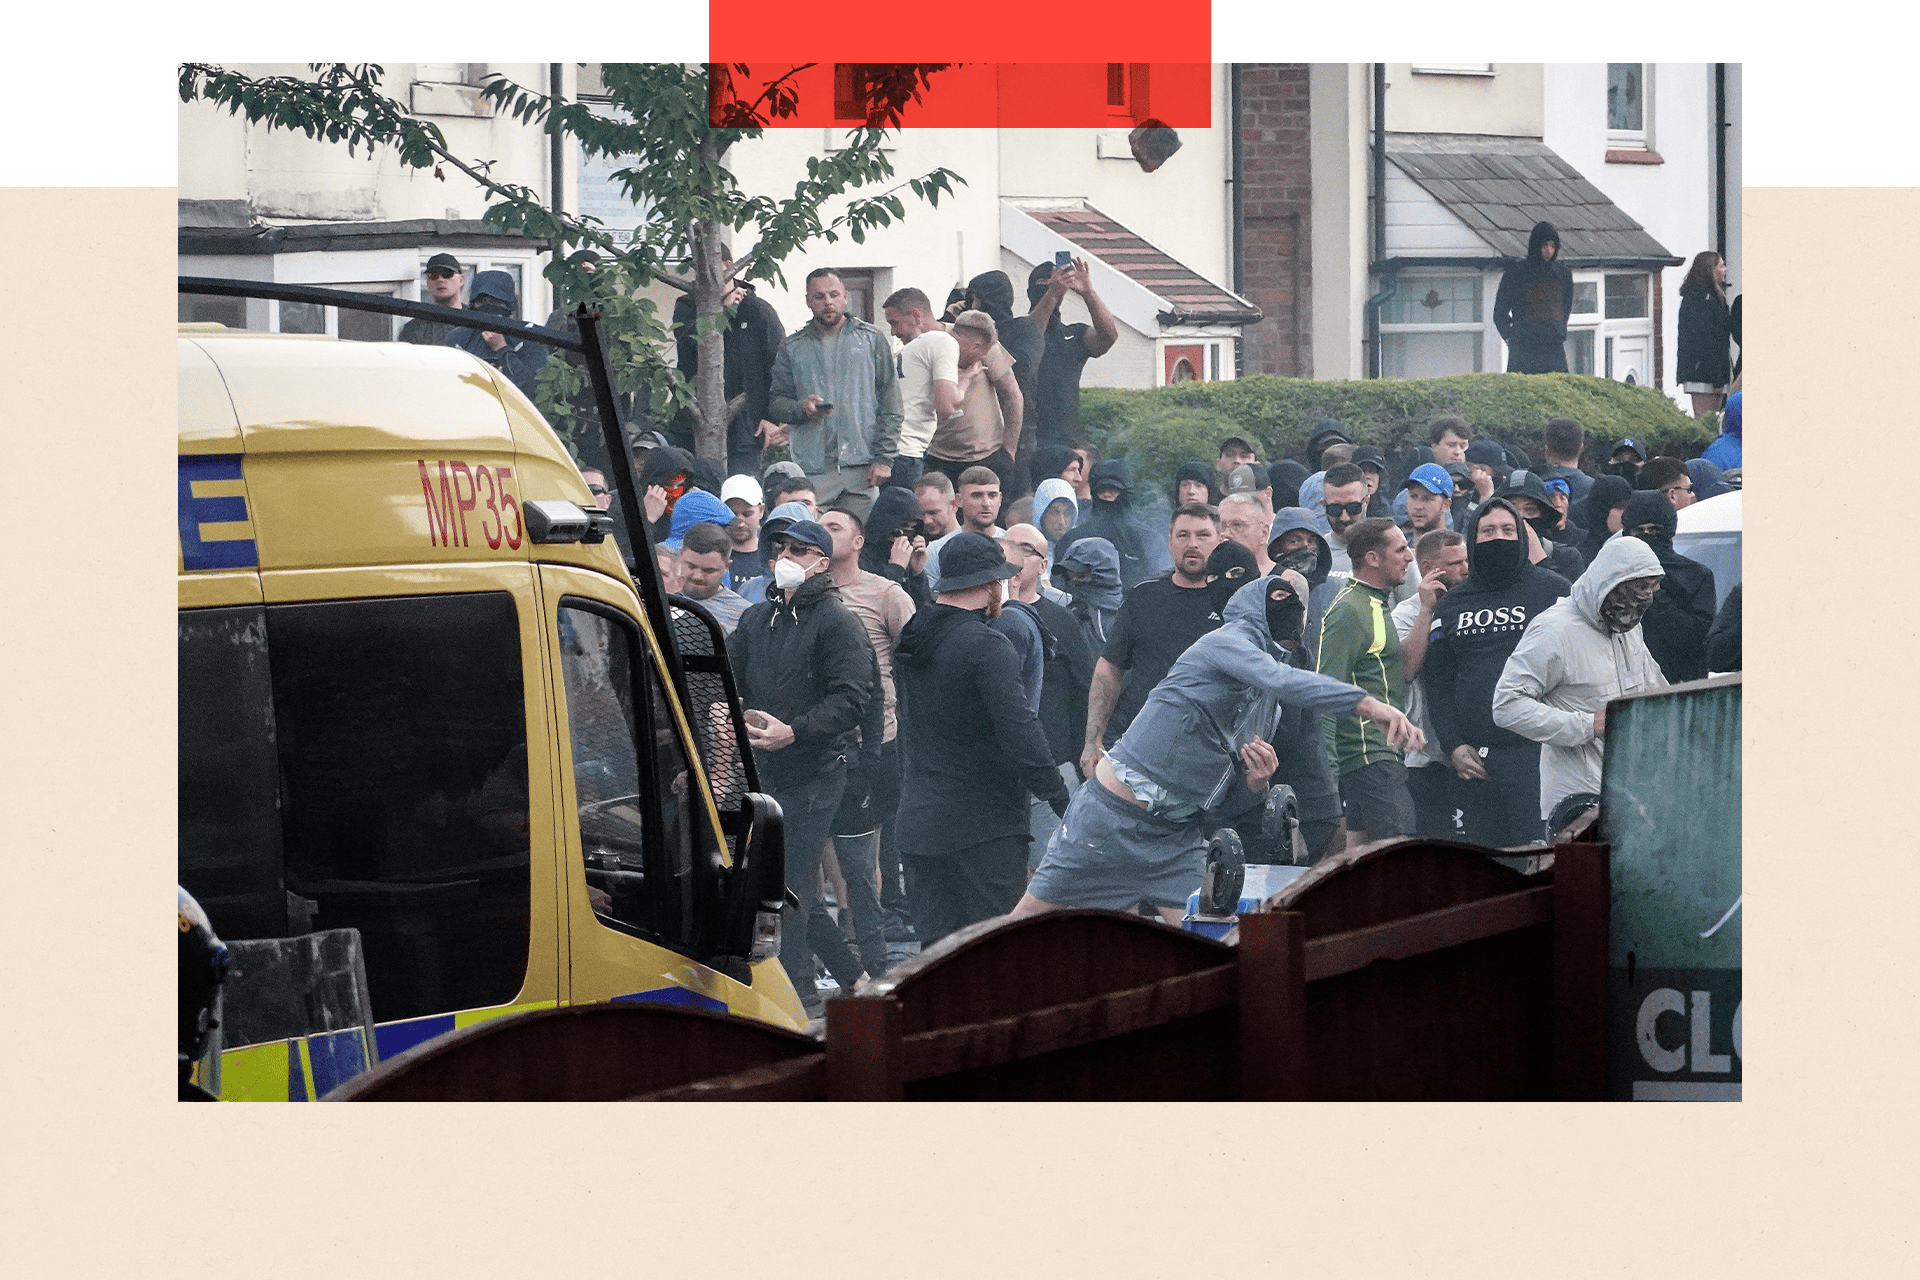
top-left (773, 558), bottom-right (807, 592)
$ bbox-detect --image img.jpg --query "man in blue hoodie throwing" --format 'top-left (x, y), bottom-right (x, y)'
top-left (1014, 573), bottom-right (1421, 924)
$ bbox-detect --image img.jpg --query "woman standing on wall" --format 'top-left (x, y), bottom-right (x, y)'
top-left (1675, 251), bottom-right (1734, 419)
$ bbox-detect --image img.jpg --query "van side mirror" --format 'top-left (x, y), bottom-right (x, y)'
top-left (718, 792), bottom-right (785, 960)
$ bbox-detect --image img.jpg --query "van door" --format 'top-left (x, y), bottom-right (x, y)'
top-left (537, 564), bottom-right (762, 1017)
top-left (181, 563), bottom-right (566, 1094)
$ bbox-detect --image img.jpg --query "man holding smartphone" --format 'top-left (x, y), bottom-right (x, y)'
top-left (767, 267), bottom-right (903, 523)
top-left (1027, 254), bottom-right (1120, 450)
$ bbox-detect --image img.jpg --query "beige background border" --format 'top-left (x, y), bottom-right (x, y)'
top-left (4, 181), bottom-right (1910, 1272)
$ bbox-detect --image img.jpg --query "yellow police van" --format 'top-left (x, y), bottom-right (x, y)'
top-left (179, 300), bottom-right (803, 1100)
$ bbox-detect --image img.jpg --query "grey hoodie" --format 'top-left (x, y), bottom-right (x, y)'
top-left (1492, 535), bottom-right (1669, 820)
top-left (1111, 576), bottom-right (1366, 811)
top-left (1053, 536), bottom-right (1122, 652)
top-left (1266, 506), bottom-right (1341, 658)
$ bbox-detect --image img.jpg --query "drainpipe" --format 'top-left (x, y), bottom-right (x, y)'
top-left (1714, 64), bottom-right (1728, 263)
top-left (1230, 64), bottom-right (1245, 295)
top-left (1364, 63), bottom-right (1392, 379)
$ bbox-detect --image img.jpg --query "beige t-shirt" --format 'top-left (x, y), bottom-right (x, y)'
top-left (927, 340), bottom-right (1013, 463)
top-left (894, 328), bottom-right (959, 460)
top-left (833, 569), bottom-right (916, 743)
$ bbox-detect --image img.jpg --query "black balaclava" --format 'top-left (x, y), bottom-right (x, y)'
top-left (1522, 506), bottom-right (1560, 546)
top-left (1265, 577), bottom-right (1306, 645)
top-left (1467, 498), bottom-right (1528, 588)
top-left (1205, 540), bottom-right (1258, 613)
top-left (1621, 489), bottom-right (1679, 558)
top-left (1600, 578), bottom-right (1659, 633)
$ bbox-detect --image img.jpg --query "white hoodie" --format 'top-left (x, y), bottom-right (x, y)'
top-left (1492, 535), bottom-right (1668, 819)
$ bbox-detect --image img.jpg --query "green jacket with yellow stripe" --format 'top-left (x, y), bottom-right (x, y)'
top-left (1313, 576), bottom-right (1406, 774)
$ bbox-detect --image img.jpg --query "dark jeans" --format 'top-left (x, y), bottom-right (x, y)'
top-left (767, 764), bottom-right (863, 1009)
top-left (866, 740), bottom-right (909, 919)
top-left (1405, 762), bottom-right (1461, 840)
top-left (828, 832), bottom-right (889, 978)
top-left (884, 455), bottom-right (924, 492)
top-left (826, 748), bottom-right (890, 977)
top-left (1455, 744), bottom-right (1544, 850)
top-left (904, 835), bottom-right (1030, 948)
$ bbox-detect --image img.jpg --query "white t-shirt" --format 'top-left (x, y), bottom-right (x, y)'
top-left (895, 328), bottom-right (959, 460)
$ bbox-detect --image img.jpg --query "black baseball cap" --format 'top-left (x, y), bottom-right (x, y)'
top-left (1308, 421), bottom-right (1350, 451)
top-left (1352, 445), bottom-right (1388, 473)
top-left (424, 252), bottom-right (464, 275)
top-left (1494, 469), bottom-right (1553, 507)
top-left (936, 531), bottom-right (1020, 591)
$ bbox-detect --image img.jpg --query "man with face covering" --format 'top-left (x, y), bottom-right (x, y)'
top-left (1014, 573), bottom-right (1419, 922)
top-left (726, 518), bottom-right (881, 1014)
top-left (965, 270), bottom-right (1043, 445)
top-left (1495, 469), bottom-right (1586, 584)
top-left (1492, 221), bottom-right (1574, 374)
top-left (1573, 474), bottom-right (1634, 572)
top-left (1492, 535), bottom-right (1668, 833)
top-left (1201, 542), bottom-right (1342, 860)
top-left (1052, 536), bottom-right (1124, 654)
top-left (1423, 499), bottom-right (1572, 847)
top-left (1055, 459), bottom-right (1169, 589)
top-left (446, 269), bottom-right (550, 400)
top-left (1619, 489), bottom-right (1718, 683)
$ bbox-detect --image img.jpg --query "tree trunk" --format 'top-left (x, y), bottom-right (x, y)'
top-left (690, 136), bottom-right (731, 466)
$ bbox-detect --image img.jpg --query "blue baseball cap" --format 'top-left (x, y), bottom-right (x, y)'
top-left (1402, 462), bottom-right (1456, 498)
top-left (769, 518), bottom-right (833, 560)
top-left (1542, 476), bottom-right (1571, 498)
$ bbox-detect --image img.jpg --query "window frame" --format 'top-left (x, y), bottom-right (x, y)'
top-left (1606, 63), bottom-right (1651, 151)
top-left (1377, 269), bottom-right (1493, 378)
top-left (1105, 63), bottom-right (1151, 124)
top-left (1566, 268), bottom-right (1655, 384)
top-left (554, 593), bottom-right (712, 956)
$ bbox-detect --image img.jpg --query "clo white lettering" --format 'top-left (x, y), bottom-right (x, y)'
top-left (1454, 605), bottom-right (1528, 629)
top-left (1635, 987), bottom-right (1740, 1074)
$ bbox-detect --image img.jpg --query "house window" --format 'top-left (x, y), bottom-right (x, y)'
top-left (1380, 272), bottom-right (1486, 378)
top-left (828, 269), bottom-right (884, 325)
top-left (1604, 273), bottom-right (1649, 319)
top-left (416, 63), bottom-right (480, 86)
top-left (1567, 270), bottom-right (1654, 386)
top-left (1106, 64), bottom-right (1150, 123)
top-left (1607, 64), bottom-right (1648, 149)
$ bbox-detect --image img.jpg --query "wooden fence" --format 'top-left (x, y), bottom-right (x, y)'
top-left (328, 839), bottom-right (1609, 1101)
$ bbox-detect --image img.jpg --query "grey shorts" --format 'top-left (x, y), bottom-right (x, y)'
top-left (1026, 780), bottom-right (1207, 911)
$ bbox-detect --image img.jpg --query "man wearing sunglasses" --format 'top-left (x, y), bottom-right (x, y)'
top-left (398, 252), bottom-right (465, 346)
top-left (726, 518), bottom-right (882, 1016)
top-left (1319, 462), bottom-right (1369, 578)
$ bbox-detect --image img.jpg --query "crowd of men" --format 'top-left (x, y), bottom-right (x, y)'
top-left (452, 247), bottom-right (1743, 1021)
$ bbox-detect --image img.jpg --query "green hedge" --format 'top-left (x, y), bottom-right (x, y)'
top-left (1077, 373), bottom-right (1709, 496)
